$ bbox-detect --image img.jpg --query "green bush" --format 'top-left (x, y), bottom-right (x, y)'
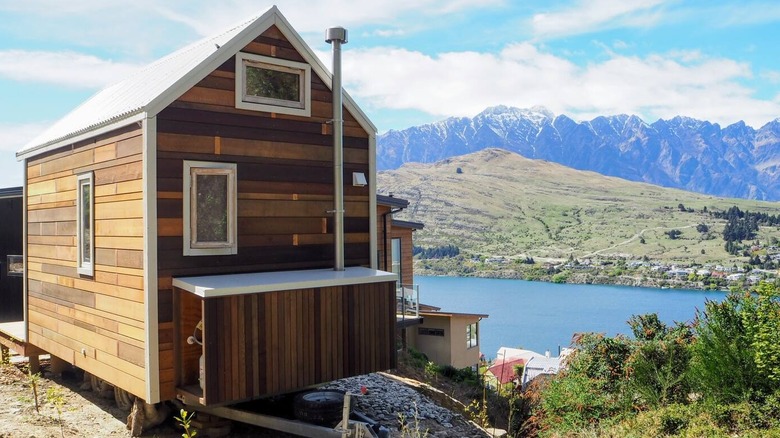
top-left (689, 287), bottom-right (778, 403)
top-left (536, 373), bottom-right (619, 434)
top-left (625, 315), bottom-right (693, 408)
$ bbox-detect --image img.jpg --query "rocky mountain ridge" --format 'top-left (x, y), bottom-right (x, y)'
top-left (377, 106), bottom-right (780, 200)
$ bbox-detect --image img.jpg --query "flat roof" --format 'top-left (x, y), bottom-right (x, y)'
top-left (392, 219), bottom-right (424, 230)
top-left (173, 266), bottom-right (397, 298)
top-left (377, 194), bottom-right (409, 209)
top-left (0, 186), bottom-right (22, 199)
top-left (420, 310), bottom-right (489, 319)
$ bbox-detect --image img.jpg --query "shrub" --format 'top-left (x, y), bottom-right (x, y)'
top-left (626, 314), bottom-right (693, 408)
top-left (690, 290), bottom-right (765, 403)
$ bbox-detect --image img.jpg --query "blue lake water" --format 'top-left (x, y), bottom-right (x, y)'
top-left (415, 276), bottom-right (727, 360)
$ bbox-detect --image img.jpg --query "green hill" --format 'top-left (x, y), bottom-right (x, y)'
top-left (377, 148), bottom-right (780, 266)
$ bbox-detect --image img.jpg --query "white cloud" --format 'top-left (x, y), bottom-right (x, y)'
top-left (168, 0), bottom-right (505, 36)
top-left (0, 50), bottom-right (141, 88)
top-left (342, 44), bottom-right (780, 128)
top-left (531, 0), bottom-right (668, 39)
top-left (0, 122), bottom-right (48, 187)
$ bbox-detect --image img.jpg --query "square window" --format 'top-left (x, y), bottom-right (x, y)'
top-left (235, 52), bottom-right (311, 116)
top-left (183, 161), bottom-right (237, 256)
top-left (77, 172), bottom-right (94, 276)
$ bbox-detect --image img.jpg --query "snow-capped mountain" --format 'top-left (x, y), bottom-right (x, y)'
top-left (377, 106), bottom-right (780, 200)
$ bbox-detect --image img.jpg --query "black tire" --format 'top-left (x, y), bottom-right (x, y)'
top-left (293, 390), bottom-right (349, 426)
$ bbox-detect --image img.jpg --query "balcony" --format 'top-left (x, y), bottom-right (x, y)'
top-left (396, 284), bottom-right (422, 328)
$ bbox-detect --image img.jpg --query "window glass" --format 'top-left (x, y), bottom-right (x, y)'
top-left (245, 64), bottom-right (300, 103)
top-left (183, 161), bottom-right (237, 256)
top-left (195, 173), bottom-right (228, 243)
top-left (235, 52), bottom-right (311, 117)
top-left (391, 238), bottom-right (402, 283)
top-left (80, 181), bottom-right (91, 263)
top-left (76, 173), bottom-right (94, 276)
top-left (467, 323), bottom-right (478, 348)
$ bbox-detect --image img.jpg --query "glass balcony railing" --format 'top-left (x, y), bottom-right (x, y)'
top-left (396, 284), bottom-right (419, 319)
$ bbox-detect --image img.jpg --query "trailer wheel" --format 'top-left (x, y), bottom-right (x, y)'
top-left (293, 390), bottom-right (348, 426)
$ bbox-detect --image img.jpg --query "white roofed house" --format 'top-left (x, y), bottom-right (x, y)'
top-left (9, 7), bottom-right (400, 428)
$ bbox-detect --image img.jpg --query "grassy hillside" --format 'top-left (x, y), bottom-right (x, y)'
top-left (377, 148), bottom-right (780, 266)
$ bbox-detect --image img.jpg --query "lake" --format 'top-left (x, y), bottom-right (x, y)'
top-left (415, 276), bottom-right (728, 360)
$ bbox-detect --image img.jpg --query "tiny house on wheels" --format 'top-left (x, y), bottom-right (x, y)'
top-left (11, 5), bottom-right (398, 425)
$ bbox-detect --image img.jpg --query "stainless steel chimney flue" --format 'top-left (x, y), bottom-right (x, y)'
top-left (326, 27), bottom-right (347, 271)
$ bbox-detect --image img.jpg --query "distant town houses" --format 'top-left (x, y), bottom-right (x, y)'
top-left (468, 254), bottom-right (779, 289)
top-left (485, 347), bottom-right (573, 392)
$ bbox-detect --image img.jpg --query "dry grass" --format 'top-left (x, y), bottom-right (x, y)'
top-left (379, 149), bottom-right (780, 265)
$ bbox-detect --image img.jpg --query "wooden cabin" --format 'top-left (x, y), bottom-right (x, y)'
top-left (13, 7), bottom-right (397, 408)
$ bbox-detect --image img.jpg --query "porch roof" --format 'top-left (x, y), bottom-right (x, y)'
top-left (173, 266), bottom-right (397, 298)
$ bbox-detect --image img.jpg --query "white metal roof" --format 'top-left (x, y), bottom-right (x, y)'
top-left (17, 6), bottom-right (376, 160)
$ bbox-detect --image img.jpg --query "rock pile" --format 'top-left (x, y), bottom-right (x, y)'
top-left (320, 373), bottom-right (489, 437)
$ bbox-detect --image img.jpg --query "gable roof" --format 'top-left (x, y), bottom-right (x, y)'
top-left (486, 358), bottom-right (525, 385)
top-left (17, 6), bottom-right (375, 160)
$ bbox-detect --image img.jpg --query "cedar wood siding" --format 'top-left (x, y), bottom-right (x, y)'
top-left (176, 281), bottom-right (396, 405)
top-left (25, 124), bottom-right (146, 398)
top-left (156, 26), bottom-right (375, 401)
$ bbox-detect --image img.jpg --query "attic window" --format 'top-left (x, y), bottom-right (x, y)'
top-left (235, 52), bottom-right (311, 117)
top-left (183, 161), bottom-right (238, 256)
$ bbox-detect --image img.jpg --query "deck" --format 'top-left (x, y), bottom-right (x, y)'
top-left (0, 320), bottom-right (43, 370)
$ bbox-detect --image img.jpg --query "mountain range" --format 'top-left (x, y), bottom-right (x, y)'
top-left (377, 106), bottom-right (780, 201)
top-left (377, 148), bottom-right (780, 262)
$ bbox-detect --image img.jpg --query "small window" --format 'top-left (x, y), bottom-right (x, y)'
top-left (183, 161), bottom-right (237, 256)
top-left (77, 172), bottom-right (94, 276)
top-left (235, 52), bottom-right (311, 117)
top-left (391, 238), bottom-right (402, 284)
top-left (7, 255), bottom-right (23, 277)
top-left (467, 322), bottom-right (478, 349)
top-left (418, 327), bottom-right (445, 337)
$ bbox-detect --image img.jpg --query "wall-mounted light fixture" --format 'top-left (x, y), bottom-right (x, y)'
top-left (352, 172), bottom-right (367, 187)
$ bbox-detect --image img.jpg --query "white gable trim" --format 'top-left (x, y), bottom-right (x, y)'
top-left (17, 6), bottom-right (378, 161)
top-left (142, 115), bottom-right (161, 403)
top-left (16, 113), bottom-right (145, 161)
top-left (272, 11), bottom-right (377, 135)
top-left (145, 11), bottom-right (277, 117)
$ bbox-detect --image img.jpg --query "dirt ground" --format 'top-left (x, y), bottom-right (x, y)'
top-left (0, 357), bottom-right (485, 438)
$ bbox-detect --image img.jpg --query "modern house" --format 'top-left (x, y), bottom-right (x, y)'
top-left (377, 194), bottom-right (487, 370)
top-left (409, 304), bottom-right (488, 369)
top-left (11, 6), bottom-right (398, 410)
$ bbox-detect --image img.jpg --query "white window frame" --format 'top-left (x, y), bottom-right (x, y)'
top-left (467, 322), bottom-right (478, 349)
top-left (391, 238), bottom-right (402, 284)
top-left (235, 52), bottom-right (311, 117)
top-left (183, 161), bottom-right (238, 256)
top-left (76, 172), bottom-right (94, 276)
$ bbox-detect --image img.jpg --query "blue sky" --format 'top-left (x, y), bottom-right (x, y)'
top-left (1, 0), bottom-right (779, 186)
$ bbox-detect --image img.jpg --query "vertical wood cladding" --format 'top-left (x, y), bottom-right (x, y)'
top-left (175, 281), bottom-right (396, 406)
top-left (157, 26), bottom-right (373, 401)
top-left (25, 125), bottom-right (146, 398)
